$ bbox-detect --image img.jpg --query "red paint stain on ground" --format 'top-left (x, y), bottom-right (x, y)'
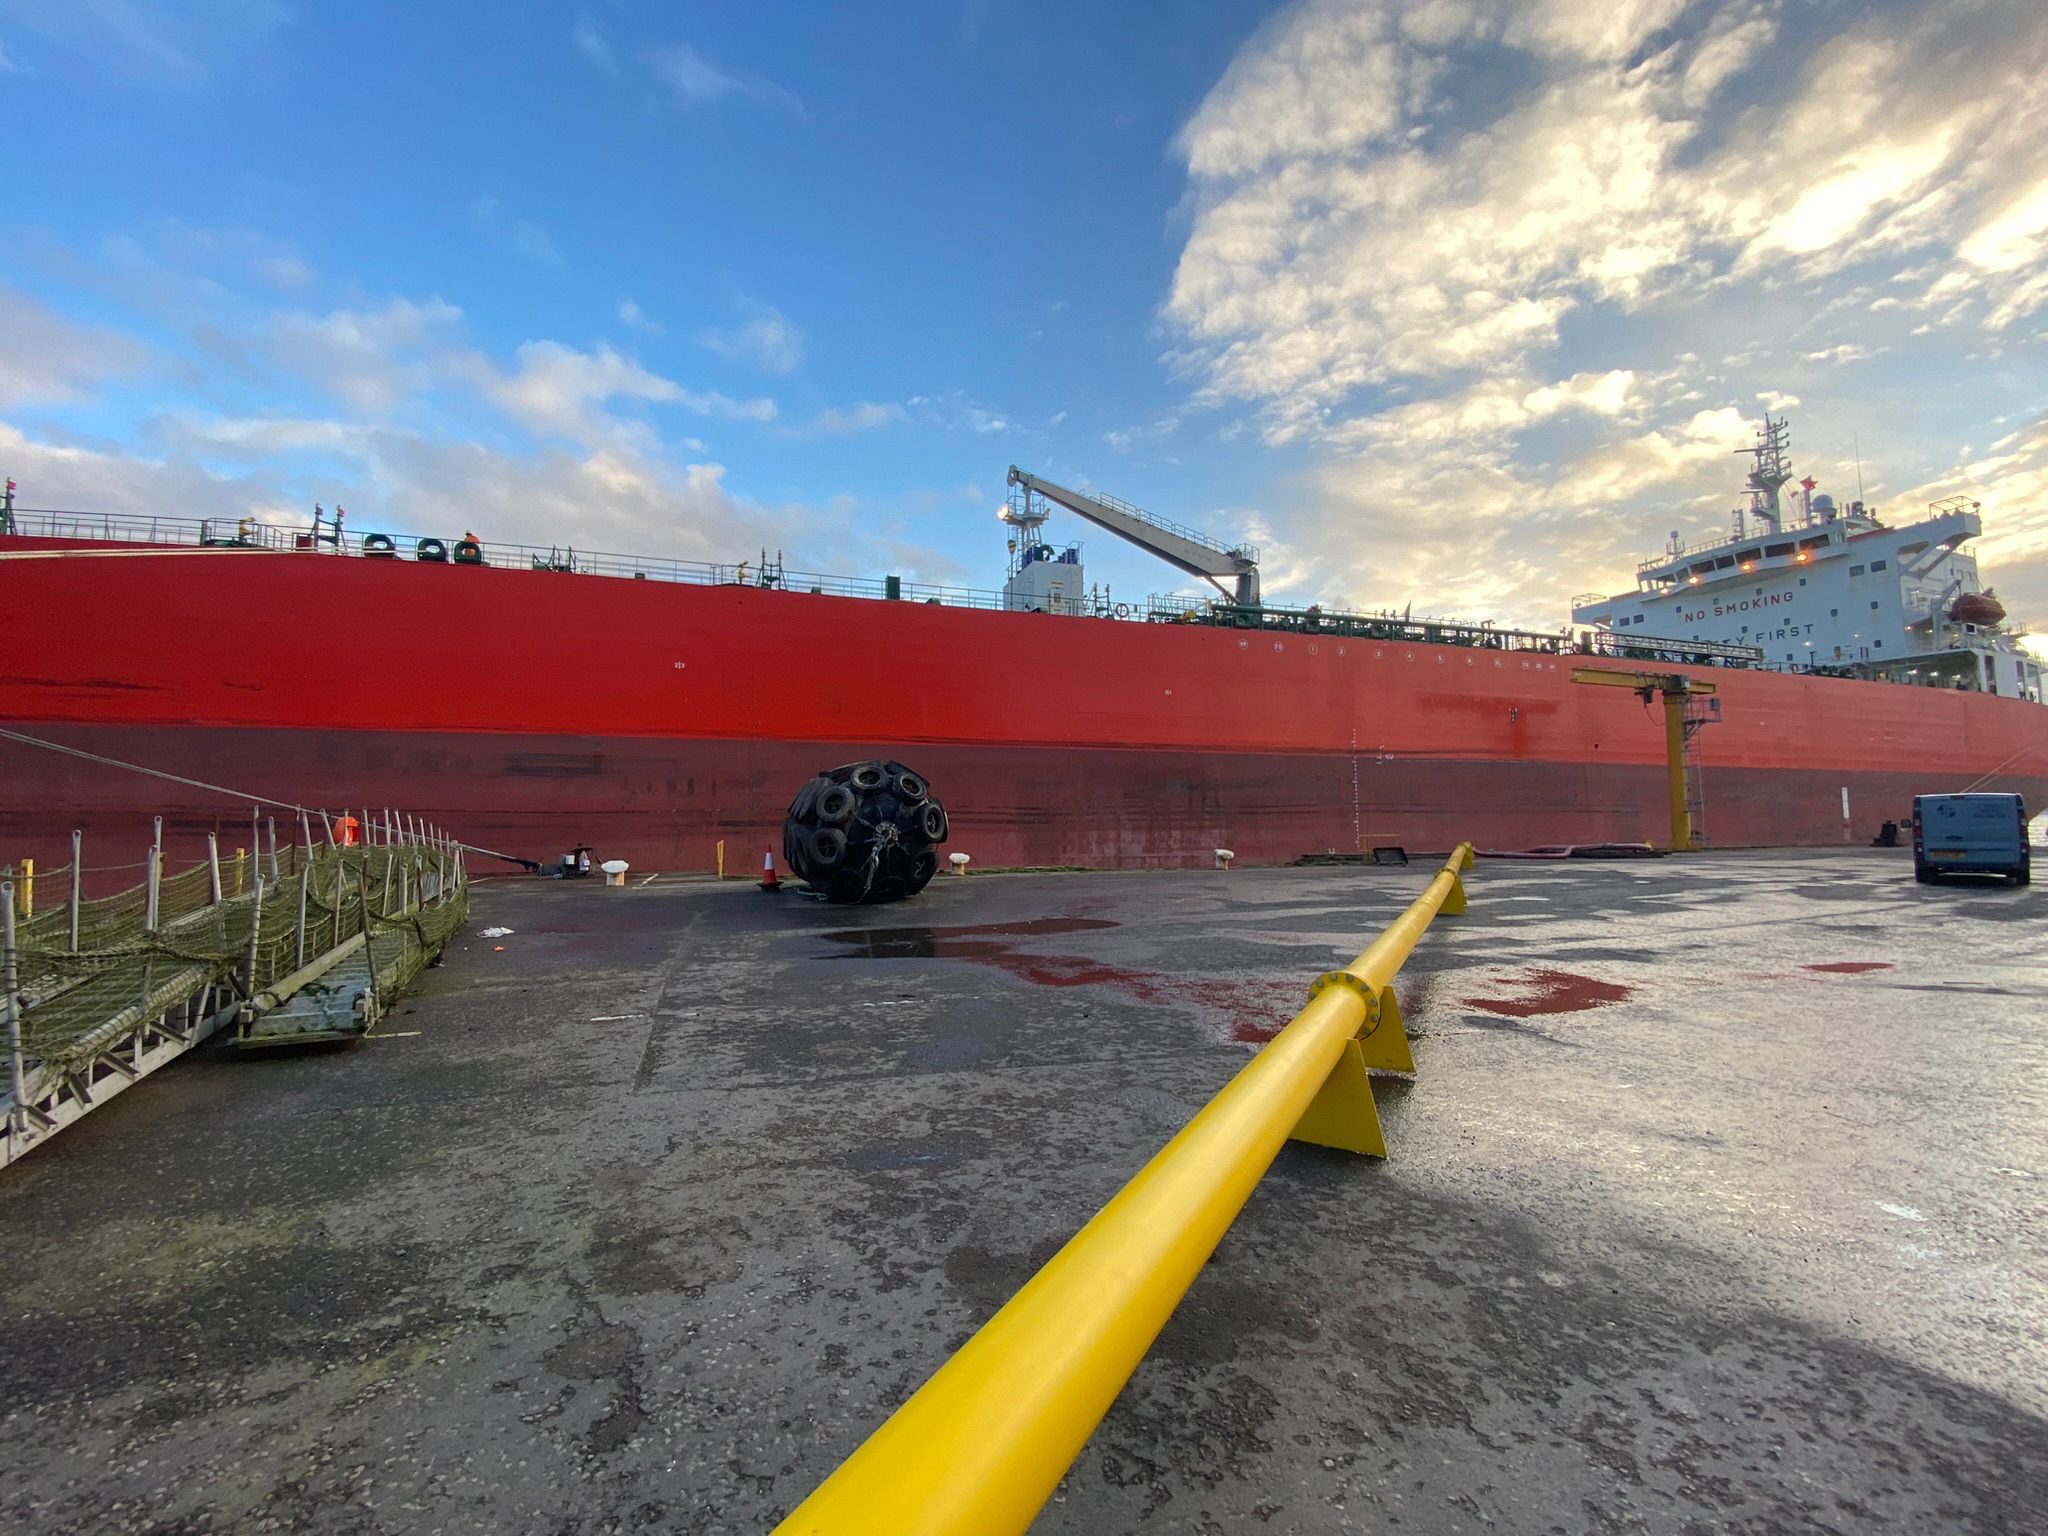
top-left (823, 919), bottom-right (1300, 1037)
top-left (1802, 962), bottom-right (1894, 974)
top-left (1462, 967), bottom-right (1633, 1018)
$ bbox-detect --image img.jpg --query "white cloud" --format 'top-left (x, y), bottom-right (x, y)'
top-left (0, 285), bottom-right (150, 406)
top-left (572, 16), bottom-right (616, 74)
top-left (1103, 417), bottom-right (1181, 452)
top-left (1801, 343), bottom-right (1880, 365)
top-left (470, 196), bottom-right (566, 269)
top-left (511, 220), bottom-right (564, 269)
top-left (698, 303), bottom-right (804, 374)
top-left (650, 44), bottom-right (805, 115)
top-left (618, 298), bottom-right (663, 336)
top-left (267, 296), bottom-right (465, 416)
top-left (1170, 0), bottom-right (2048, 441)
top-left (251, 253), bottom-right (312, 291)
top-left (0, 39), bottom-right (24, 73)
top-left (0, 0), bottom-right (292, 83)
top-left (485, 340), bottom-right (774, 443)
top-left (809, 402), bottom-right (906, 434)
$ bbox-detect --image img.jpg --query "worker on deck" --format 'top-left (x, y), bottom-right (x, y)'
top-left (334, 813), bottom-right (360, 847)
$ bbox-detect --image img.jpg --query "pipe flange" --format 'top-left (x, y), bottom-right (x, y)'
top-left (1308, 969), bottom-right (1377, 1016)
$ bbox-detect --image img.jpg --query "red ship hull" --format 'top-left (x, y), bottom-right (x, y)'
top-left (3, 543), bottom-right (2043, 874)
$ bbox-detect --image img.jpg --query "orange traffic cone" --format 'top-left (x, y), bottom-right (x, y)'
top-left (758, 851), bottom-right (781, 891)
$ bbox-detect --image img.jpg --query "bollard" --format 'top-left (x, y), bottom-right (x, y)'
top-left (1214, 848), bottom-right (1235, 871)
top-left (949, 852), bottom-right (971, 876)
top-left (716, 838), bottom-right (726, 879)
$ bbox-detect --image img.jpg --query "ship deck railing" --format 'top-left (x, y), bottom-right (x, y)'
top-left (1, 508), bottom-right (1751, 668)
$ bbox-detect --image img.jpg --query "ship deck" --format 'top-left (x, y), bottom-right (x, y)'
top-left (3, 851), bottom-right (2045, 1533)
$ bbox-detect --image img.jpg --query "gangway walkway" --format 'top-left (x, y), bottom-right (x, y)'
top-left (3, 815), bottom-right (468, 1168)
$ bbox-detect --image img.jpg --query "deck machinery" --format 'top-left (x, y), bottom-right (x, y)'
top-left (1004, 467), bottom-right (1261, 610)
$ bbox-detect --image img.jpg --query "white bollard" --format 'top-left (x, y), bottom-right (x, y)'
top-left (948, 853), bottom-right (971, 876)
top-left (1214, 848), bottom-right (1235, 871)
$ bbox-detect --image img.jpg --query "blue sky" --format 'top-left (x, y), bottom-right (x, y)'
top-left (3, 0), bottom-right (2047, 647)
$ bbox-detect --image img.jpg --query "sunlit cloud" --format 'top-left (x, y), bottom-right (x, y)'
top-left (1164, 0), bottom-right (2048, 632)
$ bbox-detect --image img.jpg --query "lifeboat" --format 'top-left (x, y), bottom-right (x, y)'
top-left (1948, 590), bottom-right (2006, 626)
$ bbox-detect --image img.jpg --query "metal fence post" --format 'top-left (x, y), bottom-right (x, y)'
top-left (146, 819), bottom-right (163, 931)
top-left (234, 847), bottom-right (246, 897)
top-left (19, 860), bottom-right (30, 920)
top-left (355, 863), bottom-right (380, 1023)
top-left (294, 862), bottom-right (310, 970)
top-left (243, 875), bottom-right (265, 998)
top-left (208, 833), bottom-right (223, 905)
top-left (3, 884), bottom-right (24, 1137)
top-left (267, 816), bottom-right (281, 883)
top-left (321, 808), bottom-right (336, 850)
top-left (68, 830), bottom-right (82, 952)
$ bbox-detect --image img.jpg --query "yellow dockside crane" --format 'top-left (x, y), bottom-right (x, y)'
top-left (1571, 668), bottom-right (1720, 852)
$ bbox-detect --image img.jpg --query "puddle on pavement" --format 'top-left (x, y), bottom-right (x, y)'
top-left (1462, 967), bottom-right (1633, 1018)
top-left (821, 916), bottom-right (1118, 960)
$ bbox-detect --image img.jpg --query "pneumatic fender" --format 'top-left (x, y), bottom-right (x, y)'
top-left (782, 758), bottom-right (949, 902)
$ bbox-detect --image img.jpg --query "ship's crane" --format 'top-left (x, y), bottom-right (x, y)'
top-left (1571, 669), bottom-right (1720, 853)
top-left (1005, 467), bottom-right (1261, 607)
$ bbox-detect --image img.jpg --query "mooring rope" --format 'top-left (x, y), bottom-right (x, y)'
top-left (0, 725), bottom-right (532, 865)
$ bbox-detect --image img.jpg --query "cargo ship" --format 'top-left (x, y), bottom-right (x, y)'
top-left (1, 416), bottom-right (2043, 874)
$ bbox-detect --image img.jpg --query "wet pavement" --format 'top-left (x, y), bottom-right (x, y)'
top-left (2, 848), bottom-right (2045, 1534)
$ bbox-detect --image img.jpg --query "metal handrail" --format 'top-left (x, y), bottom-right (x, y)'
top-left (773, 845), bottom-right (1477, 1536)
top-left (1085, 487), bottom-right (1260, 564)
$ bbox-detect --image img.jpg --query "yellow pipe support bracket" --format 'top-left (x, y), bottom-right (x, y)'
top-left (773, 842), bottom-right (1476, 1536)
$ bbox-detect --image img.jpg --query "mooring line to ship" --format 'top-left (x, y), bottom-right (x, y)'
top-left (1955, 740), bottom-right (2044, 794)
top-left (0, 725), bottom-right (533, 866)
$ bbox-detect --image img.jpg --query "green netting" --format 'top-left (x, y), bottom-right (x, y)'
top-left (5, 844), bottom-right (469, 1070)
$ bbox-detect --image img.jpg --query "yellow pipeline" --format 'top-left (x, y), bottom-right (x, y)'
top-left (775, 843), bottom-right (1476, 1536)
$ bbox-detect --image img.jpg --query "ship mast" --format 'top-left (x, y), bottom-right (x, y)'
top-left (1739, 414), bottom-right (1794, 534)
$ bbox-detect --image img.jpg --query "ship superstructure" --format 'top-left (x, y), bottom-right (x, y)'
top-left (1573, 416), bottom-right (2043, 703)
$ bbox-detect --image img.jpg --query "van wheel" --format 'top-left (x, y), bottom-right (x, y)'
top-left (2013, 867), bottom-right (2031, 887)
top-left (1913, 863), bottom-right (1934, 883)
